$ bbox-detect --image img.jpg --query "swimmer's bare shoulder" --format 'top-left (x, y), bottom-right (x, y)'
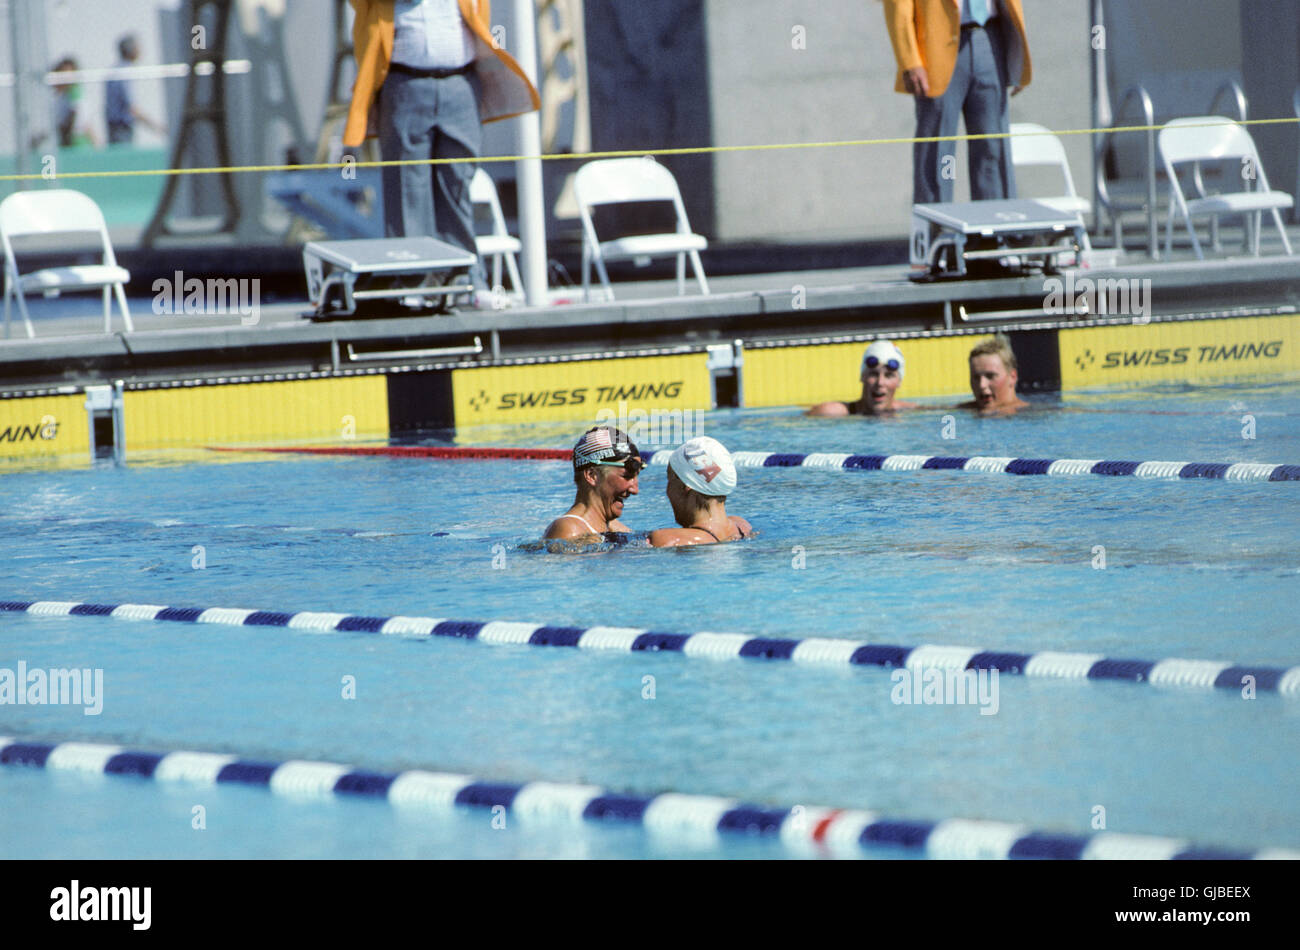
top-left (807, 401), bottom-right (851, 417)
top-left (647, 527), bottom-right (702, 547)
top-left (648, 518), bottom-right (753, 547)
top-left (543, 517), bottom-right (588, 540)
top-left (543, 515), bottom-right (631, 541)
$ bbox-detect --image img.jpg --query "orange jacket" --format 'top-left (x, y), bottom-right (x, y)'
top-left (344, 0), bottom-right (540, 146)
top-left (882, 0), bottom-right (1031, 98)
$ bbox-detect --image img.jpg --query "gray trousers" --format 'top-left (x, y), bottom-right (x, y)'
top-left (912, 21), bottom-right (1014, 204)
top-left (378, 67), bottom-right (486, 288)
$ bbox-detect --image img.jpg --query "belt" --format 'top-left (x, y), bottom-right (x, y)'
top-left (388, 61), bottom-right (474, 80)
top-left (961, 17), bottom-right (1000, 31)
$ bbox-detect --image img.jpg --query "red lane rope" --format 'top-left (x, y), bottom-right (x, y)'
top-left (209, 445), bottom-right (572, 460)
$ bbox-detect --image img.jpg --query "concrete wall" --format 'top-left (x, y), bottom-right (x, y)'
top-left (704, 0), bottom-right (1094, 242)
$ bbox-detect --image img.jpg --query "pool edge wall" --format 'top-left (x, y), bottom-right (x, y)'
top-left (1, 312), bottom-right (1297, 463)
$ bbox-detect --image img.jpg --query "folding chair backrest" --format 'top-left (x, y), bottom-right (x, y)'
top-left (0, 188), bottom-right (110, 239)
top-left (469, 167), bottom-right (509, 235)
top-left (0, 189), bottom-right (117, 269)
top-left (1009, 122), bottom-right (1080, 195)
top-left (1159, 117), bottom-right (1259, 166)
top-left (1159, 117), bottom-right (1270, 192)
top-left (575, 158), bottom-right (684, 207)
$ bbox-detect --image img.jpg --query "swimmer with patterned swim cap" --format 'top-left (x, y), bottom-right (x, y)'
top-left (808, 340), bottom-right (918, 416)
top-left (543, 425), bottom-right (644, 541)
top-left (649, 437), bottom-right (753, 547)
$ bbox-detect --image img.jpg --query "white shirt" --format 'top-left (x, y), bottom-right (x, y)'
top-left (392, 0), bottom-right (476, 70)
top-left (961, 0), bottom-right (1000, 25)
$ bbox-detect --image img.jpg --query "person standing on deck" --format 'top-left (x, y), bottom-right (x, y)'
top-left (881, 0), bottom-right (1032, 204)
top-left (344, 1), bottom-right (539, 302)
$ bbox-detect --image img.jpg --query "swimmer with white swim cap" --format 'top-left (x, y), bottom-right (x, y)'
top-left (648, 436), bottom-right (753, 547)
top-left (808, 339), bottom-right (918, 416)
top-left (543, 425), bottom-right (644, 541)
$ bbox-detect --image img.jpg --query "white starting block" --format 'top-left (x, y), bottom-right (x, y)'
top-left (910, 199), bottom-right (1086, 279)
top-left (303, 237), bottom-right (477, 317)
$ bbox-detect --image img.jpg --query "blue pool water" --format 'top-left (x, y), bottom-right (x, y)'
top-left (2, 381), bottom-right (1298, 858)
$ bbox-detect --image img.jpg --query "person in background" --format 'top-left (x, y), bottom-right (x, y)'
top-left (649, 437), bottom-right (753, 547)
top-left (345, 0), bottom-right (539, 306)
top-left (960, 334), bottom-right (1028, 414)
top-left (52, 57), bottom-right (98, 148)
top-left (544, 426), bottom-right (643, 541)
top-left (808, 339), bottom-right (917, 416)
top-left (881, 0), bottom-right (1032, 205)
top-left (105, 34), bottom-right (166, 145)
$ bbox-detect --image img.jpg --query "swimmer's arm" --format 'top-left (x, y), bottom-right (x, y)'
top-left (806, 401), bottom-right (850, 417)
top-left (730, 516), bottom-right (753, 538)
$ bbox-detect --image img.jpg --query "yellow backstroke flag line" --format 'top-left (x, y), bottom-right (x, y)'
top-left (1, 117), bottom-right (1296, 183)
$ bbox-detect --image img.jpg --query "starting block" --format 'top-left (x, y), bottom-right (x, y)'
top-left (303, 237), bottom-right (477, 318)
top-left (910, 199), bottom-right (1086, 279)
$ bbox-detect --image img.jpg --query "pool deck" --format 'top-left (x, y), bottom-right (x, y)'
top-left (2, 228), bottom-right (1299, 395)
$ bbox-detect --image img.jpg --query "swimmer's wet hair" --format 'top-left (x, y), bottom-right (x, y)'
top-left (969, 334), bottom-right (1017, 372)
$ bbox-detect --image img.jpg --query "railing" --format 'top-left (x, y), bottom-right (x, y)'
top-left (1207, 79), bottom-right (1248, 122)
top-left (1094, 85), bottom-right (1158, 257)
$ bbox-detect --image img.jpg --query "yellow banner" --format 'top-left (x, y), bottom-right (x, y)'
top-left (0, 394), bottom-right (88, 461)
top-left (1059, 313), bottom-right (1300, 390)
top-left (452, 353), bottom-right (711, 426)
top-left (126, 377), bottom-right (389, 449)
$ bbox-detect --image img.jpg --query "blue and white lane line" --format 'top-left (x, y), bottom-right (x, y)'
top-left (643, 451), bottom-right (1300, 482)
top-left (5, 599), bottom-right (1299, 698)
top-left (1, 737), bottom-right (1293, 860)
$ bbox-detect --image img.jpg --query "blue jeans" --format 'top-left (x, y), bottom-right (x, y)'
top-left (378, 67), bottom-right (486, 289)
top-left (912, 22), bottom-right (1014, 204)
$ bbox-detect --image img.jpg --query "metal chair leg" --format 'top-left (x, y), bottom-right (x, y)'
top-left (115, 284), bottom-right (134, 332)
top-left (690, 251), bottom-right (709, 295)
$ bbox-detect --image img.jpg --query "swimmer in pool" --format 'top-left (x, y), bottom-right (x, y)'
top-left (543, 425), bottom-right (643, 541)
top-left (958, 335), bottom-right (1029, 415)
top-left (807, 340), bottom-right (918, 416)
top-left (649, 436), bottom-right (753, 547)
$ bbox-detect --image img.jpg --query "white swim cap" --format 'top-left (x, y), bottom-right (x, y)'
top-left (669, 436), bottom-right (737, 497)
top-left (861, 340), bottom-right (905, 379)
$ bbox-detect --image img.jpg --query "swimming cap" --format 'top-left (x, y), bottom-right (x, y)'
top-left (573, 425), bottom-right (640, 469)
top-left (669, 436), bottom-right (737, 496)
top-left (861, 340), bottom-right (905, 379)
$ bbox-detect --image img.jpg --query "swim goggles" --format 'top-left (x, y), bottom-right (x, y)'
top-left (864, 355), bottom-right (901, 371)
top-left (594, 456), bottom-right (644, 478)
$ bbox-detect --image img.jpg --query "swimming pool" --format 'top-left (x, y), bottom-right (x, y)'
top-left (2, 380), bottom-right (1298, 858)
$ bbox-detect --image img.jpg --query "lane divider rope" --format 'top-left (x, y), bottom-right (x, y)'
top-left (4, 599), bottom-right (1297, 698)
top-left (1, 736), bottom-right (1292, 860)
top-left (209, 445), bottom-right (1300, 481)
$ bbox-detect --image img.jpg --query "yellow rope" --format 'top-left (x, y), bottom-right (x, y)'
top-left (2, 117), bottom-right (1296, 183)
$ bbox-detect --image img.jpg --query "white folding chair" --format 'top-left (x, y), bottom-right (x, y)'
top-left (469, 167), bottom-right (524, 301)
top-left (1, 188), bottom-right (133, 338)
top-left (1158, 117), bottom-right (1293, 259)
top-left (574, 157), bottom-right (709, 301)
top-left (1008, 122), bottom-right (1092, 250)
